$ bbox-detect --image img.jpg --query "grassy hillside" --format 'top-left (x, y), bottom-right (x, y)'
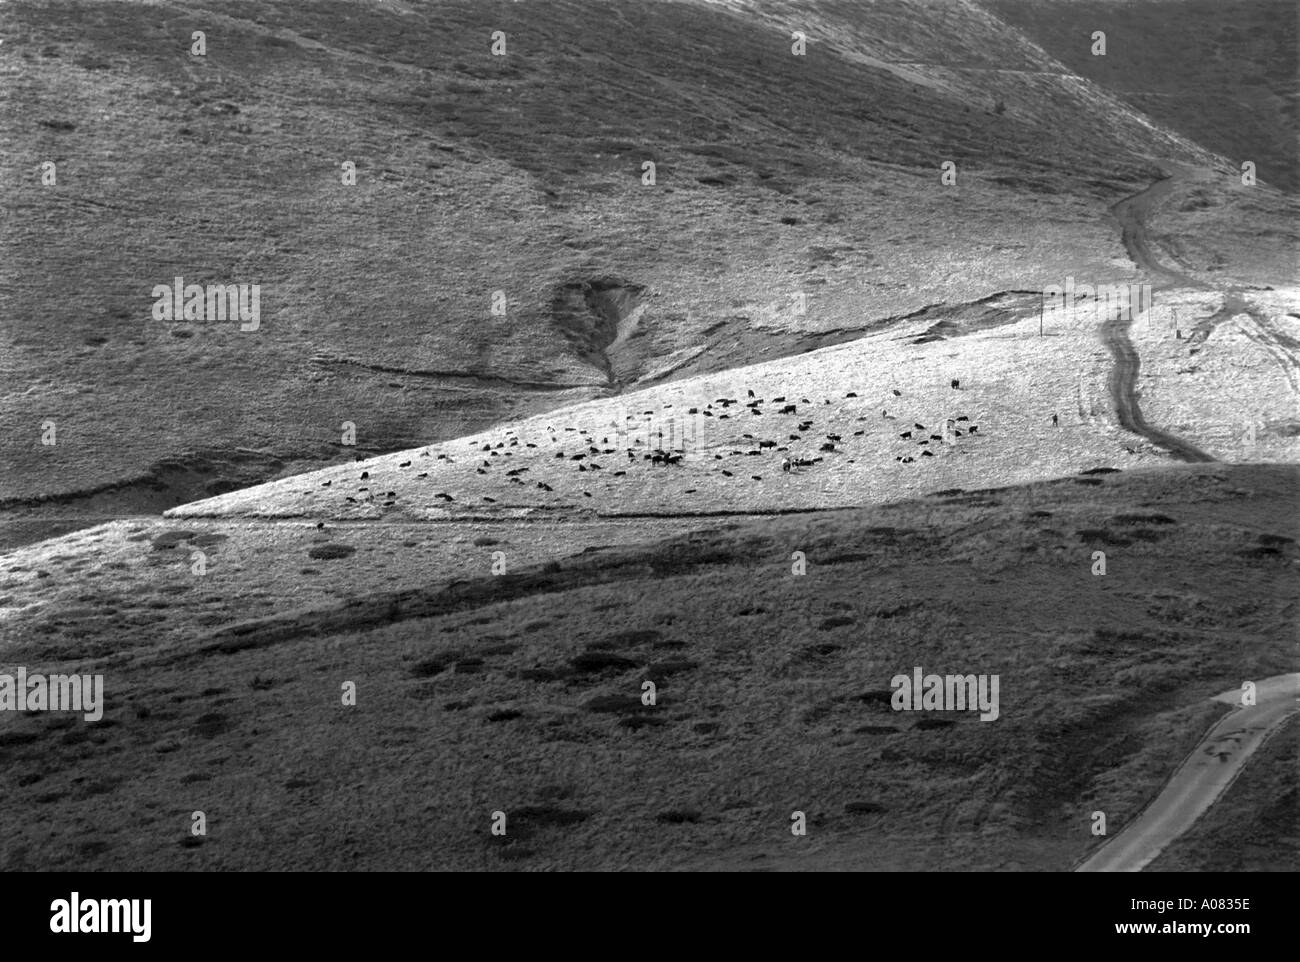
top-left (0, 463), bottom-right (1293, 870)
top-left (983, 0), bottom-right (1300, 192)
top-left (0, 0), bottom-right (1227, 513)
top-left (3, 0), bottom-right (1297, 875)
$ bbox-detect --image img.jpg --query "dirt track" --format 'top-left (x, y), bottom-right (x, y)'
top-left (1106, 174), bottom-right (1216, 463)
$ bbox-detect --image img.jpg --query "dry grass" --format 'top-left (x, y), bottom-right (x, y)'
top-left (0, 464), bottom-right (1294, 870)
top-left (1, 0), bottom-right (1269, 511)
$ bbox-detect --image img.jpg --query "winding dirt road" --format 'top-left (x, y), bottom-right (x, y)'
top-left (1106, 174), bottom-right (1216, 462)
top-left (1076, 176), bottom-right (1299, 871)
top-left (1076, 674), bottom-right (1300, 872)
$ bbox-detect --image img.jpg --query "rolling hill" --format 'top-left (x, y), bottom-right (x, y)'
top-left (1, 0), bottom-right (1297, 872)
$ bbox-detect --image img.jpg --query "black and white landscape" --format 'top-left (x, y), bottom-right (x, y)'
top-left (0, 0), bottom-right (1296, 872)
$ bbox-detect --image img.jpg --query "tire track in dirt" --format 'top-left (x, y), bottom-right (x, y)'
top-left (1107, 174), bottom-right (1216, 462)
top-left (1234, 308), bottom-right (1300, 397)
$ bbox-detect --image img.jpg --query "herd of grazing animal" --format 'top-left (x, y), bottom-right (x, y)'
top-left (894, 410), bottom-right (981, 465)
top-left (326, 376), bottom-right (993, 512)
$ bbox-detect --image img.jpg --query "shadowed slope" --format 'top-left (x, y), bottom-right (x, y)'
top-left (0, 463), bottom-right (1294, 870)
